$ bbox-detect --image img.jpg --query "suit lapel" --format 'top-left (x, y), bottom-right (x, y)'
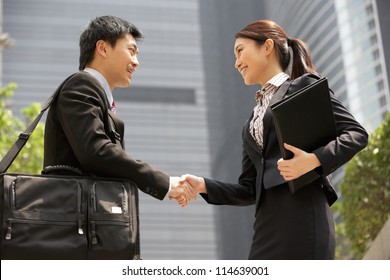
top-left (107, 110), bottom-right (125, 148)
top-left (243, 80), bottom-right (292, 155)
top-left (108, 111), bottom-right (124, 135)
top-left (243, 111), bottom-right (263, 155)
top-left (262, 80), bottom-right (292, 148)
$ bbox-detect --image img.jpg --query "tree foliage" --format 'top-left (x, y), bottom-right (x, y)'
top-left (0, 83), bottom-right (44, 174)
top-left (338, 113), bottom-right (390, 259)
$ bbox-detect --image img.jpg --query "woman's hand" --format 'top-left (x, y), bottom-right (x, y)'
top-left (169, 174), bottom-right (207, 207)
top-left (181, 174), bottom-right (207, 194)
top-left (277, 143), bottom-right (321, 181)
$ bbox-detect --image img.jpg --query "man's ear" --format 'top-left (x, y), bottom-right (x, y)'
top-left (95, 39), bottom-right (109, 58)
top-left (264, 39), bottom-right (275, 55)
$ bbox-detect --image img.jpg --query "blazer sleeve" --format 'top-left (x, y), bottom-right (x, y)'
top-left (201, 133), bottom-right (257, 206)
top-left (55, 73), bottom-right (170, 200)
top-left (307, 78), bottom-right (369, 176)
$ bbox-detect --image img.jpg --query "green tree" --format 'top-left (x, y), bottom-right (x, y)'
top-left (337, 113), bottom-right (390, 259)
top-left (0, 83), bottom-right (44, 174)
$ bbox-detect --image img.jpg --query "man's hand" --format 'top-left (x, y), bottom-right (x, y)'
top-left (277, 143), bottom-right (321, 181)
top-left (169, 174), bottom-right (207, 207)
top-left (168, 176), bottom-right (196, 207)
top-left (181, 174), bottom-right (207, 194)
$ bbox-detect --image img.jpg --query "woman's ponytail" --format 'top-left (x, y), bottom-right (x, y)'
top-left (288, 37), bottom-right (316, 79)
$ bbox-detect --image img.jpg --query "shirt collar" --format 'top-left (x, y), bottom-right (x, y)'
top-left (265, 72), bottom-right (290, 87)
top-left (83, 68), bottom-right (114, 106)
top-left (255, 72), bottom-right (290, 103)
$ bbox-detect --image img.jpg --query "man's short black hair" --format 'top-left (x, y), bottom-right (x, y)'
top-left (79, 15), bottom-right (143, 70)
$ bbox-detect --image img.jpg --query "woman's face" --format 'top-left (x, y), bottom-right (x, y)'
top-left (234, 37), bottom-right (270, 86)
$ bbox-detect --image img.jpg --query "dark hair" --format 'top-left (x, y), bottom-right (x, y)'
top-left (235, 19), bottom-right (315, 79)
top-left (79, 15), bottom-right (143, 70)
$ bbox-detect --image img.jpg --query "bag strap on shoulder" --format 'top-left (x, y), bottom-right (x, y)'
top-left (0, 72), bottom-right (121, 174)
top-left (0, 95), bottom-right (60, 174)
top-left (0, 73), bottom-right (77, 174)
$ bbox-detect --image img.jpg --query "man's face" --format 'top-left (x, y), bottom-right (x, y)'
top-left (105, 34), bottom-right (139, 89)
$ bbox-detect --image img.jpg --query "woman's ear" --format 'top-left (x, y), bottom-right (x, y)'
top-left (264, 39), bottom-right (275, 55)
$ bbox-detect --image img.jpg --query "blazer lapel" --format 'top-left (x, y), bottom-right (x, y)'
top-left (243, 80), bottom-right (292, 155)
top-left (107, 110), bottom-right (125, 148)
top-left (262, 80), bottom-right (292, 148)
top-left (243, 111), bottom-right (263, 155)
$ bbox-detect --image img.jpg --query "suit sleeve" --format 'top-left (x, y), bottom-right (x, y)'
top-left (56, 73), bottom-right (169, 200)
top-left (311, 80), bottom-right (369, 176)
top-left (201, 130), bottom-right (257, 206)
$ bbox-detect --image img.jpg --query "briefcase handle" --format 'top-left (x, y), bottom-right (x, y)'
top-left (42, 165), bottom-right (84, 176)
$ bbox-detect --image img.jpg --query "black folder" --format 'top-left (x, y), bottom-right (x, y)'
top-left (270, 77), bottom-right (337, 193)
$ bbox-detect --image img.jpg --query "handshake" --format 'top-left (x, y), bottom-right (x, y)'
top-left (168, 174), bottom-right (206, 207)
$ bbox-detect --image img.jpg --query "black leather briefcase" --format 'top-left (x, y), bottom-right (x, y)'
top-left (0, 172), bottom-right (140, 260)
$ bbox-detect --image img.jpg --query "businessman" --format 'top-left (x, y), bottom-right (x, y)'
top-left (43, 15), bottom-right (195, 256)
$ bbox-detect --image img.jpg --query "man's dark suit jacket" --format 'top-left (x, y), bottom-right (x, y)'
top-left (44, 71), bottom-right (169, 200)
top-left (202, 73), bottom-right (368, 208)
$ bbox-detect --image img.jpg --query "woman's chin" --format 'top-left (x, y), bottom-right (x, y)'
top-left (243, 78), bottom-right (256, 86)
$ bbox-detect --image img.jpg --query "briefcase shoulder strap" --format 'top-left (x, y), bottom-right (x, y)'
top-left (0, 71), bottom-right (122, 174)
top-left (0, 72), bottom-right (86, 173)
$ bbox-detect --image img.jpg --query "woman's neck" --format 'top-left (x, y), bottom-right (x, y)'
top-left (259, 66), bottom-right (284, 86)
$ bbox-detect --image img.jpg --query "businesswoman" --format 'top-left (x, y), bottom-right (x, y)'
top-left (181, 20), bottom-right (368, 259)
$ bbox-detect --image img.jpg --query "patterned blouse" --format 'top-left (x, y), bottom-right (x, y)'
top-left (249, 72), bottom-right (290, 148)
